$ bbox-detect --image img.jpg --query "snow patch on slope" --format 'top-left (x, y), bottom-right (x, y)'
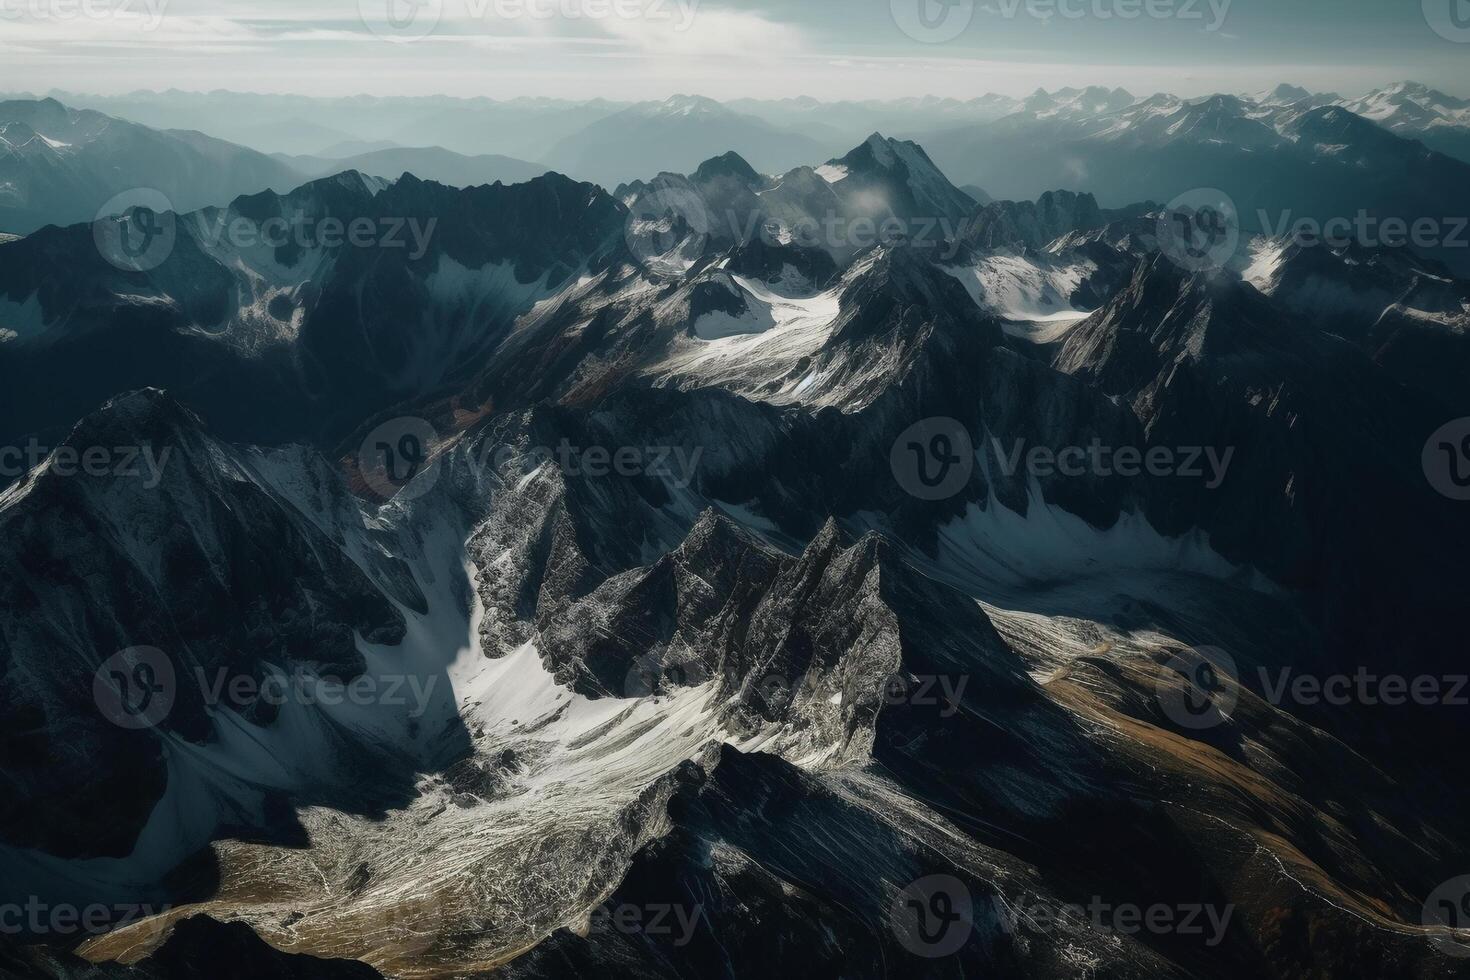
top-left (653, 275), bottom-right (843, 401)
top-left (944, 252), bottom-right (1096, 329)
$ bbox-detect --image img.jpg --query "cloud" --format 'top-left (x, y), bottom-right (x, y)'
top-left (532, 5), bottom-right (810, 59)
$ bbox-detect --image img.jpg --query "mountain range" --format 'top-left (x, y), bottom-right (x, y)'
top-left (1, 84), bottom-right (1468, 980)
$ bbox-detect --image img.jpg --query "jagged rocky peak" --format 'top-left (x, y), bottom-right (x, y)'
top-left (824, 133), bottom-right (977, 221)
top-left (1265, 82), bottom-right (1313, 104)
top-left (1059, 252), bottom-right (1267, 377)
top-left (721, 236), bottom-right (839, 290)
top-left (960, 188), bottom-right (1106, 250)
top-left (830, 244), bottom-right (995, 342)
top-left (692, 149), bottom-right (762, 187)
top-left (0, 385), bottom-right (417, 860)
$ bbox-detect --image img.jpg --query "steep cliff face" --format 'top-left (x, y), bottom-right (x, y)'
top-left (4, 127), bottom-right (1469, 980)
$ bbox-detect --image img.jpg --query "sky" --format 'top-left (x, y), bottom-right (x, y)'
top-left (0, 0), bottom-right (1466, 100)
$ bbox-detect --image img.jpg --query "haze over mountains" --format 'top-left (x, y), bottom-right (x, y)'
top-left (5, 81), bottom-right (1468, 220)
top-left (2, 68), bottom-right (1470, 980)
